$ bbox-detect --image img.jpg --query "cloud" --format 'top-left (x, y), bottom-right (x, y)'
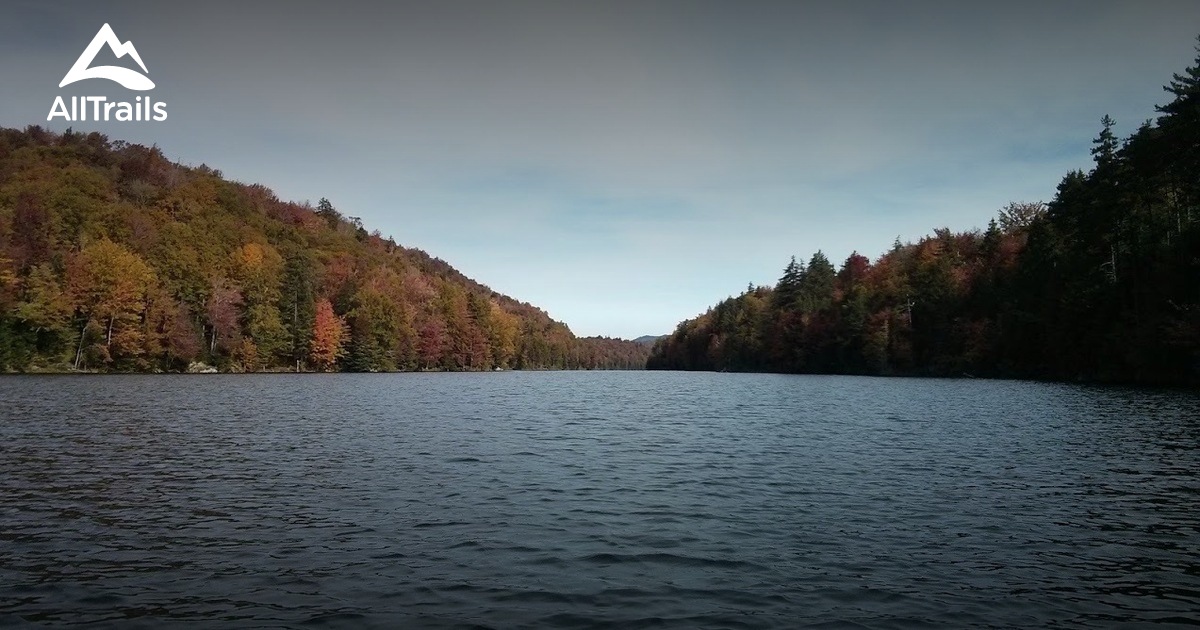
top-left (4, 0), bottom-right (1199, 337)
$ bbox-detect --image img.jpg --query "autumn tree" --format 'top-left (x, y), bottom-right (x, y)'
top-left (418, 316), bottom-right (447, 370)
top-left (488, 303), bottom-right (519, 369)
top-left (346, 286), bottom-right (402, 372)
top-left (310, 298), bottom-right (348, 371)
top-left (152, 294), bottom-right (201, 368)
top-left (205, 278), bottom-right (243, 359)
top-left (231, 242), bottom-right (287, 366)
top-left (16, 263), bottom-right (73, 356)
top-left (65, 239), bottom-right (156, 369)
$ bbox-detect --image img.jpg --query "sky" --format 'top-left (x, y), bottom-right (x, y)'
top-left (2, 1), bottom-right (1199, 338)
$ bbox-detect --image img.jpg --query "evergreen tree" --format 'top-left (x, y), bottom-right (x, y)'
top-left (316, 197), bottom-right (342, 230)
top-left (1091, 114), bottom-right (1118, 168)
top-left (279, 247), bottom-right (316, 371)
top-left (796, 251), bottom-right (836, 313)
top-left (773, 255), bottom-right (804, 308)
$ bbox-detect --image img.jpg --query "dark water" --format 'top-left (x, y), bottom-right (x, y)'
top-left (1, 372), bottom-right (1198, 628)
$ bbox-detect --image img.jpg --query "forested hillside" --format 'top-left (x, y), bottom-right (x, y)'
top-left (0, 127), bottom-right (648, 372)
top-left (648, 43), bottom-right (1200, 386)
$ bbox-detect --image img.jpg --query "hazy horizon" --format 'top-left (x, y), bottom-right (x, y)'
top-left (3, 0), bottom-right (1199, 338)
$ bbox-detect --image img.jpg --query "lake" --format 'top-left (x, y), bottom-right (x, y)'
top-left (1, 372), bottom-right (1197, 627)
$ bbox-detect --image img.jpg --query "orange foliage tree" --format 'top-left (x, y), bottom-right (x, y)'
top-left (309, 298), bottom-right (348, 371)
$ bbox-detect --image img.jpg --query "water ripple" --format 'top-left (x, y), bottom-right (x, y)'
top-left (1, 372), bottom-right (1198, 627)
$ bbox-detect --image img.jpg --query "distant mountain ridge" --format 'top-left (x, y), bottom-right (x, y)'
top-left (632, 335), bottom-right (666, 346)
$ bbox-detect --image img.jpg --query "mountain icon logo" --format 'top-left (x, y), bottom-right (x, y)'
top-left (59, 23), bottom-right (154, 91)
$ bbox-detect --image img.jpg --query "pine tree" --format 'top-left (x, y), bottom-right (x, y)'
top-left (795, 251), bottom-right (836, 314)
top-left (279, 247), bottom-right (315, 371)
top-left (315, 197), bottom-right (342, 230)
top-left (1157, 36), bottom-right (1200, 122)
top-left (773, 256), bottom-right (804, 308)
top-left (1156, 37), bottom-right (1200, 226)
top-left (1091, 114), bottom-right (1118, 168)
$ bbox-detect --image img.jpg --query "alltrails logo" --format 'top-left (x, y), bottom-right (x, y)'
top-left (47, 23), bottom-right (167, 122)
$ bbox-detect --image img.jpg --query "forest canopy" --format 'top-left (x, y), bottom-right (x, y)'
top-left (648, 40), bottom-right (1200, 387)
top-left (0, 128), bottom-right (648, 372)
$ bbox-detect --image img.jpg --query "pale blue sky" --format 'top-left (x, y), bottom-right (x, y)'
top-left (3, 1), bottom-right (1199, 337)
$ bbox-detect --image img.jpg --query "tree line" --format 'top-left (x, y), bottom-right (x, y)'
top-left (0, 128), bottom-right (648, 372)
top-left (648, 40), bottom-right (1200, 386)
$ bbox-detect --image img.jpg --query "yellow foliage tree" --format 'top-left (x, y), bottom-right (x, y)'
top-left (66, 239), bottom-right (157, 369)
